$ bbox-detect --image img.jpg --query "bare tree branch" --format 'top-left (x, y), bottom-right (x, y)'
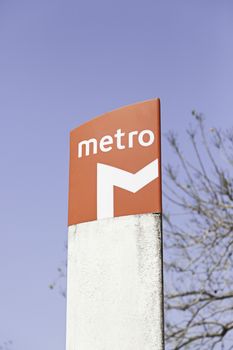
top-left (164, 112), bottom-right (233, 349)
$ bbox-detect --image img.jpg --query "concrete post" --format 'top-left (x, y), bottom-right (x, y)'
top-left (66, 213), bottom-right (164, 350)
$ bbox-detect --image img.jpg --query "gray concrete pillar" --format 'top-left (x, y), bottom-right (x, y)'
top-left (66, 213), bottom-right (164, 350)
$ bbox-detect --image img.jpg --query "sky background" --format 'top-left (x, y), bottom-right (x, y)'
top-left (0, 0), bottom-right (232, 349)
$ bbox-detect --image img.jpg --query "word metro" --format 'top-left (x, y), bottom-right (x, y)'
top-left (78, 128), bottom-right (155, 158)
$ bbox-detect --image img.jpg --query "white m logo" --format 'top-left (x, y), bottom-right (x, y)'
top-left (97, 159), bottom-right (159, 220)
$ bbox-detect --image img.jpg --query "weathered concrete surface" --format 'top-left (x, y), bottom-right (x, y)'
top-left (66, 213), bottom-right (164, 350)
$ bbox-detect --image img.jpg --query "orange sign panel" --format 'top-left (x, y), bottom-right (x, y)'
top-left (68, 99), bottom-right (162, 225)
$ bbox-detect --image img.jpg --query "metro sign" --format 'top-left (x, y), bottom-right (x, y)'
top-left (68, 99), bottom-right (162, 225)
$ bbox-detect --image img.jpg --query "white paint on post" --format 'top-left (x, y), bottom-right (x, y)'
top-left (97, 159), bottom-right (159, 220)
top-left (66, 213), bottom-right (164, 350)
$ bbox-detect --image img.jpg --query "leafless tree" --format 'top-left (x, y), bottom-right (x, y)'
top-left (164, 111), bottom-right (233, 349)
top-left (0, 340), bottom-right (13, 350)
top-left (49, 243), bottom-right (67, 298)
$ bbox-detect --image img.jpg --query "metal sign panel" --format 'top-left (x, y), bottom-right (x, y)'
top-left (68, 99), bottom-right (161, 225)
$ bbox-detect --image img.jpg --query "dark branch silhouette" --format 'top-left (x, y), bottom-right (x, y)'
top-left (164, 112), bottom-right (233, 349)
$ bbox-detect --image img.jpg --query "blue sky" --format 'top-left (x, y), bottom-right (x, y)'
top-left (0, 0), bottom-right (232, 349)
